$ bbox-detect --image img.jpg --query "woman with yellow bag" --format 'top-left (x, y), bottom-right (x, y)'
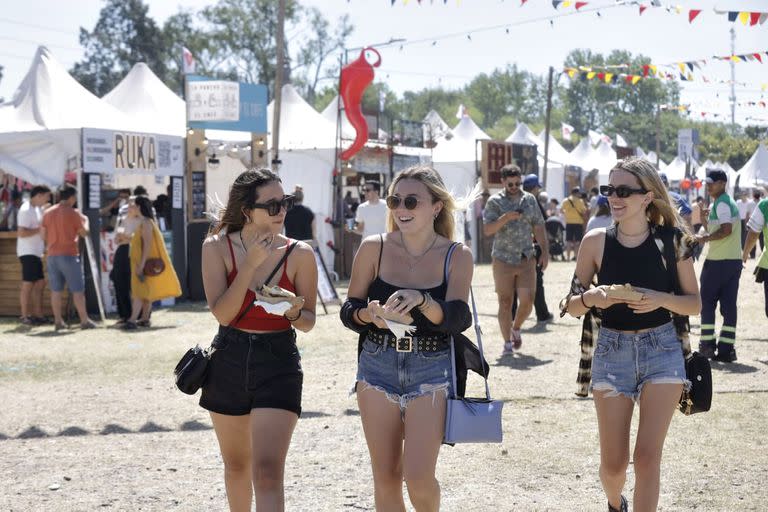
top-left (123, 194), bottom-right (181, 330)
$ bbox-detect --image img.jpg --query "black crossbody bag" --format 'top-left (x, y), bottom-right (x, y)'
top-left (174, 241), bottom-right (298, 395)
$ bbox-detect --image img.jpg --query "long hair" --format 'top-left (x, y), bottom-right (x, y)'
top-left (212, 167), bottom-right (281, 235)
top-left (609, 157), bottom-right (688, 234)
top-left (133, 195), bottom-right (155, 221)
top-left (385, 165), bottom-right (457, 240)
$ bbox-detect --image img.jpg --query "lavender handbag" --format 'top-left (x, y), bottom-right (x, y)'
top-left (444, 287), bottom-right (503, 444)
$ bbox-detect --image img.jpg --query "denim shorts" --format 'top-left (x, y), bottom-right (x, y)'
top-left (591, 321), bottom-right (689, 402)
top-left (356, 336), bottom-right (454, 413)
top-left (47, 255), bottom-right (85, 293)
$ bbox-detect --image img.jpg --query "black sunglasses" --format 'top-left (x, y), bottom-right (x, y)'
top-left (600, 185), bottom-right (647, 198)
top-left (252, 195), bottom-right (295, 216)
top-left (362, 188), bottom-right (373, 193)
top-left (506, 181), bottom-right (522, 188)
top-left (386, 195), bottom-right (421, 210)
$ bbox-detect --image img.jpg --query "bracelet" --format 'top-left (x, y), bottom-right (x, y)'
top-left (354, 307), bottom-right (371, 325)
top-left (418, 291), bottom-right (432, 311)
top-left (579, 293), bottom-right (590, 309)
top-left (284, 309), bottom-right (301, 322)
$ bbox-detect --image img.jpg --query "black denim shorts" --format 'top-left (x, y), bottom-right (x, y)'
top-left (199, 327), bottom-right (303, 417)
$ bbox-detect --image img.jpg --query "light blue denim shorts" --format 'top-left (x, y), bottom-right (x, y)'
top-left (47, 255), bottom-right (85, 293)
top-left (356, 336), bottom-right (454, 412)
top-left (591, 321), bottom-right (690, 402)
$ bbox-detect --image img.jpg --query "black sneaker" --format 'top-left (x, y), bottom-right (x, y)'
top-left (608, 495), bottom-right (628, 512)
top-left (699, 341), bottom-right (716, 359)
top-left (714, 345), bottom-right (737, 363)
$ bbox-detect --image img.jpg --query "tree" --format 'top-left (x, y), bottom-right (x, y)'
top-left (71, 0), bottom-right (167, 96)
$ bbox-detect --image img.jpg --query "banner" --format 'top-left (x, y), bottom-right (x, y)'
top-left (82, 129), bottom-right (184, 177)
top-left (187, 76), bottom-right (268, 133)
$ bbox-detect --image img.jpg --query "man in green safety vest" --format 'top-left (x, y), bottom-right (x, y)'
top-left (743, 195), bottom-right (768, 321)
top-left (696, 170), bottom-right (741, 362)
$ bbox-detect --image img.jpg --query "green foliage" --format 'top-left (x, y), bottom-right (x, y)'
top-left (71, 0), bottom-right (167, 96)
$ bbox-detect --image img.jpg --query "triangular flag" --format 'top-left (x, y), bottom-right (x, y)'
top-left (689, 9), bottom-right (701, 23)
top-left (587, 71), bottom-right (596, 80)
top-left (642, 64), bottom-right (650, 77)
top-left (759, 13), bottom-right (768, 24)
top-left (597, 72), bottom-right (605, 81)
top-left (750, 12), bottom-right (761, 25)
top-left (605, 72), bottom-right (614, 83)
top-left (182, 47), bottom-right (196, 74)
top-left (632, 75), bottom-right (642, 85)
top-left (679, 73), bottom-right (688, 81)
top-left (521, 0), bottom-right (528, 4)
top-left (575, 2), bottom-right (588, 10)
top-left (566, 68), bottom-right (577, 78)
top-left (561, 122), bottom-right (574, 141)
top-left (727, 11), bottom-right (738, 21)
top-left (552, 0), bottom-right (563, 8)
top-left (678, 63), bottom-right (686, 73)
top-left (616, 134), bottom-right (628, 147)
top-left (739, 11), bottom-right (750, 25)
top-left (731, 55), bottom-right (742, 62)
top-left (562, 0), bottom-right (573, 7)
top-left (686, 62), bottom-right (695, 72)
top-left (687, 72), bottom-right (693, 81)
top-left (649, 64), bottom-right (657, 75)
top-left (639, 4), bottom-right (647, 15)
top-left (624, 75), bottom-right (633, 85)
top-left (755, 53), bottom-right (763, 63)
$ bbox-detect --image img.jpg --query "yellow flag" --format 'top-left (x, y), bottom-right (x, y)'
top-left (678, 62), bottom-right (685, 73)
top-left (587, 71), bottom-right (596, 80)
top-left (605, 73), bottom-right (614, 83)
top-left (739, 11), bottom-right (750, 25)
top-left (563, 0), bottom-right (572, 7)
top-left (632, 76), bottom-right (642, 85)
top-left (649, 65), bottom-right (657, 76)
top-left (567, 68), bottom-right (577, 78)
top-left (731, 55), bottom-right (742, 62)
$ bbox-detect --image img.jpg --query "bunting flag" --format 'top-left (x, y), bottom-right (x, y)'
top-left (688, 9), bottom-right (701, 23)
top-left (639, 4), bottom-right (648, 15)
top-left (182, 47), bottom-right (196, 74)
top-left (561, 122), bottom-right (575, 141)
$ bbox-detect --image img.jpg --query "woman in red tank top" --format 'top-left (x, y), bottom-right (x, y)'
top-left (199, 168), bottom-right (318, 511)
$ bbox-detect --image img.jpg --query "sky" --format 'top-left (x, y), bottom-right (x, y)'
top-left (0, 0), bottom-right (766, 129)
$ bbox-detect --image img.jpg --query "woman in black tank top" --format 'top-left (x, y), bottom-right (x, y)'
top-left (340, 166), bottom-right (474, 511)
top-left (564, 158), bottom-right (701, 512)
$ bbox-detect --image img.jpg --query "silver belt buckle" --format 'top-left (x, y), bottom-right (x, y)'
top-left (396, 336), bottom-right (413, 353)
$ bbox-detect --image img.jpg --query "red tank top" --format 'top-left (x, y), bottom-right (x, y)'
top-left (226, 236), bottom-right (296, 331)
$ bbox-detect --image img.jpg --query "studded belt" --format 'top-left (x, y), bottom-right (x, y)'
top-left (366, 331), bottom-right (450, 353)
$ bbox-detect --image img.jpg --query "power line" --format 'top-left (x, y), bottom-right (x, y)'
top-left (0, 36), bottom-right (81, 53)
top-left (0, 16), bottom-right (78, 36)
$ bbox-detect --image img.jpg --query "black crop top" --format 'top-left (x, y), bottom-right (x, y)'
top-left (597, 225), bottom-right (674, 330)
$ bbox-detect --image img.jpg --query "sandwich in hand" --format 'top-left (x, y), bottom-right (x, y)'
top-left (605, 283), bottom-right (644, 301)
top-left (255, 285), bottom-right (303, 307)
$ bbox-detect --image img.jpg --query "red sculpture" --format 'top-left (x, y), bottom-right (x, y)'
top-left (339, 47), bottom-right (382, 161)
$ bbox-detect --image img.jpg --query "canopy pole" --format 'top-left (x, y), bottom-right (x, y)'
top-left (271, 0), bottom-right (286, 173)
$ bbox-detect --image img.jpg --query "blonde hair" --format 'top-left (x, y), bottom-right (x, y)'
top-left (609, 157), bottom-right (689, 235)
top-left (385, 165), bottom-right (457, 240)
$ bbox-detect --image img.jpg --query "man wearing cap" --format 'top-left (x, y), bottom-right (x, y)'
top-left (510, 174), bottom-right (553, 323)
top-left (742, 193), bottom-right (768, 320)
top-left (561, 186), bottom-right (587, 261)
top-left (483, 165), bottom-right (548, 355)
top-left (696, 169), bottom-right (741, 362)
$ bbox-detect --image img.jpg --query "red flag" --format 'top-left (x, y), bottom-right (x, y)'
top-left (642, 64), bottom-right (650, 77)
top-left (639, 5), bottom-right (647, 15)
top-left (624, 75), bottom-right (633, 84)
top-left (754, 53), bottom-right (763, 63)
top-left (597, 72), bottom-right (605, 81)
top-left (750, 12), bottom-right (761, 25)
top-left (521, 0), bottom-right (528, 5)
top-left (575, 2), bottom-right (588, 10)
top-left (688, 9), bottom-right (701, 23)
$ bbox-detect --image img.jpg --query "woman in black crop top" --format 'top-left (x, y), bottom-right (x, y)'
top-left (565, 158), bottom-right (700, 512)
top-left (340, 166), bottom-right (474, 511)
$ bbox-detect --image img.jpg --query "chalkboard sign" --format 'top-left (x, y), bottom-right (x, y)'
top-left (480, 141), bottom-right (539, 188)
top-left (191, 171), bottom-right (206, 220)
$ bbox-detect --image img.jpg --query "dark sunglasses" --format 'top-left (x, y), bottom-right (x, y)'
top-left (362, 188), bottom-right (373, 193)
top-left (252, 195), bottom-right (295, 216)
top-left (600, 185), bottom-right (647, 198)
top-left (386, 195), bottom-right (421, 210)
top-left (506, 181), bottom-right (522, 188)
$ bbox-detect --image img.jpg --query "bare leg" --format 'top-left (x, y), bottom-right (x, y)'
top-left (32, 279), bottom-right (45, 317)
top-left (512, 288), bottom-right (534, 331)
top-left (128, 297), bottom-right (144, 322)
top-left (20, 282), bottom-right (32, 318)
top-left (51, 291), bottom-right (64, 325)
top-left (357, 383), bottom-right (407, 512)
top-left (497, 295), bottom-right (513, 343)
top-left (250, 408), bottom-right (298, 512)
top-left (403, 391), bottom-right (447, 512)
top-left (633, 383), bottom-right (683, 512)
top-left (72, 292), bottom-right (91, 324)
top-left (594, 390), bottom-right (634, 511)
top-left (139, 300), bottom-right (152, 322)
top-left (210, 412), bottom-right (253, 512)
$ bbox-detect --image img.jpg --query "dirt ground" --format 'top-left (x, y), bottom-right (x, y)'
top-left (1, 259), bottom-right (766, 511)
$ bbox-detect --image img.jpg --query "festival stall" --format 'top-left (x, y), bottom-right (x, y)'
top-left (736, 143), bottom-right (768, 187)
top-left (536, 129), bottom-right (571, 201)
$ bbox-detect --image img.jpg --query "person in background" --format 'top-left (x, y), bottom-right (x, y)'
top-left (16, 185), bottom-right (52, 325)
top-left (743, 193), bottom-right (768, 319)
top-left (1, 189), bottom-right (23, 231)
top-left (696, 170), bottom-right (741, 362)
top-left (691, 196), bottom-right (705, 260)
top-left (351, 180), bottom-right (387, 238)
top-left (40, 185), bottom-right (97, 331)
top-left (659, 172), bottom-right (692, 228)
top-left (737, 191), bottom-right (756, 255)
top-left (122, 195), bottom-right (181, 330)
top-left (588, 186), bottom-right (600, 215)
top-left (562, 186), bottom-right (588, 261)
top-left (586, 195), bottom-right (612, 232)
top-left (110, 195), bottom-right (143, 326)
top-left (99, 188), bottom-right (130, 231)
top-left (754, 190), bottom-right (765, 252)
top-left (547, 198), bottom-right (562, 220)
top-left (483, 164), bottom-right (548, 354)
top-left (283, 186), bottom-right (315, 243)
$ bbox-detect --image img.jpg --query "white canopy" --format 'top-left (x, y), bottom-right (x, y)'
top-left (431, 115), bottom-right (489, 164)
top-left (423, 110), bottom-right (450, 143)
top-left (267, 84), bottom-right (337, 150)
top-left (736, 143), bottom-right (768, 186)
top-left (664, 156), bottom-right (699, 182)
top-left (0, 47), bottom-right (143, 186)
top-left (506, 122), bottom-right (542, 146)
top-left (321, 95), bottom-right (355, 140)
top-left (569, 138), bottom-right (598, 171)
top-left (536, 129), bottom-right (572, 167)
top-left (103, 62), bottom-right (186, 137)
top-left (594, 140), bottom-right (618, 175)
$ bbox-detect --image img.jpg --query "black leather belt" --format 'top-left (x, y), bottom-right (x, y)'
top-left (366, 331), bottom-right (449, 353)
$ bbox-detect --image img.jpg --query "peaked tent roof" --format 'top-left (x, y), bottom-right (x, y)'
top-left (267, 84), bottom-right (337, 150)
top-left (569, 137), bottom-right (598, 171)
top-left (537, 129), bottom-right (572, 166)
top-left (593, 140), bottom-right (618, 175)
top-left (103, 62), bottom-right (186, 136)
top-left (432, 115), bottom-right (490, 163)
top-left (423, 109), bottom-right (451, 143)
top-left (321, 95), bottom-right (356, 140)
top-left (506, 122), bottom-right (542, 146)
top-left (663, 156), bottom-right (700, 181)
top-left (736, 143), bottom-right (768, 185)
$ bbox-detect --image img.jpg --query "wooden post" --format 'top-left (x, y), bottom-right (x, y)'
top-left (542, 66), bottom-right (554, 188)
top-left (271, 0), bottom-right (286, 172)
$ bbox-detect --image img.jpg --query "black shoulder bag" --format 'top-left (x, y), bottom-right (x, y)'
top-left (657, 228), bottom-right (712, 415)
top-left (174, 240), bottom-right (298, 395)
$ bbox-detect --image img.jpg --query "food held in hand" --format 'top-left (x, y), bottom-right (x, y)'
top-left (605, 283), bottom-right (644, 301)
top-left (255, 285), bottom-right (301, 306)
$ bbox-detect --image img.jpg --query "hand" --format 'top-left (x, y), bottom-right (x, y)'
top-left (383, 289), bottom-right (423, 318)
top-left (502, 211), bottom-right (523, 223)
top-left (242, 231), bottom-right (275, 269)
top-left (584, 286), bottom-right (625, 309)
top-left (283, 296), bottom-right (305, 320)
top-left (625, 287), bottom-right (667, 314)
top-left (538, 251), bottom-right (549, 271)
top-left (695, 233), bottom-right (709, 244)
top-left (365, 300), bottom-right (389, 329)
top-left (135, 264), bottom-right (145, 282)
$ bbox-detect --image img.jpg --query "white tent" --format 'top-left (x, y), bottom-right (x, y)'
top-left (0, 47), bottom-right (142, 186)
top-left (423, 110), bottom-right (450, 144)
top-left (432, 115), bottom-right (490, 254)
top-left (737, 143), bottom-right (768, 186)
top-left (664, 157), bottom-right (689, 182)
top-left (103, 62), bottom-right (186, 137)
top-left (321, 95), bottom-right (355, 140)
top-left (536, 128), bottom-right (571, 201)
top-left (593, 140), bottom-right (618, 185)
top-left (506, 122), bottom-right (542, 147)
top-left (569, 138), bottom-right (599, 172)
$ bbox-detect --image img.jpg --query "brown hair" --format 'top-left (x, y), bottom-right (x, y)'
top-left (500, 164), bottom-right (522, 179)
top-left (385, 165), bottom-right (456, 240)
top-left (211, 167), bottom-right (281, 235)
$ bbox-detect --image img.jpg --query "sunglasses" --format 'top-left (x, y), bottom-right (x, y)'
top-left (600, 185), bottom-right (647, 198)
top-left (251, 195), bottom-right (295, 216)
top-left (386, 195), bottom-right (422, 210)
top-left (506, 181), bottom-right (522, 188)
top-left (362, 188), bottom-right (373, 193)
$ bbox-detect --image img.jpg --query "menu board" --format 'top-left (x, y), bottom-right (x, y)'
top-left (191, 172), bottom-right (206, 220)
top-left (480, 140), bottom-right (539, 188)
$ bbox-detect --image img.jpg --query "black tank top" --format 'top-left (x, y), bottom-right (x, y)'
top-left (597, 226), bottom-right (673, 330)
top-left (367, 235), bottom-right (459, 335)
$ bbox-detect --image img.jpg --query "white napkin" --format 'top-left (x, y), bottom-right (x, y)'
top-left (385, 319), bottom-right (415, 340)
top-left (254, 300), bottom-right (293, 316)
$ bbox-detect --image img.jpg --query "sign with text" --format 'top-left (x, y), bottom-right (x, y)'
top-left (480, 140), bottom-right (539, 188)
top-left (82, 128), bottom-right (184, 176)
top-left (187, 76), bottom-right (268, 133)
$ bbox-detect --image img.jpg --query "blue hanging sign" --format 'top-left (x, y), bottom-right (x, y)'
top-left (186, 75), bottom-right (268, 133)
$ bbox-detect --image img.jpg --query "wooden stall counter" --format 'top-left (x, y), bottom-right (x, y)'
top-left (0, 231), bottom-right (67, 318)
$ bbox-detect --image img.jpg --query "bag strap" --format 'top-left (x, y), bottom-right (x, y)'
top-left (449, 285), bottom-right (491, 400)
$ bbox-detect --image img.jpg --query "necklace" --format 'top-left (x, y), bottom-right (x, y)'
top-left (618, 226), bottom-right (649, 238)
top-left (401, 232), bottom-right (438, 272)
